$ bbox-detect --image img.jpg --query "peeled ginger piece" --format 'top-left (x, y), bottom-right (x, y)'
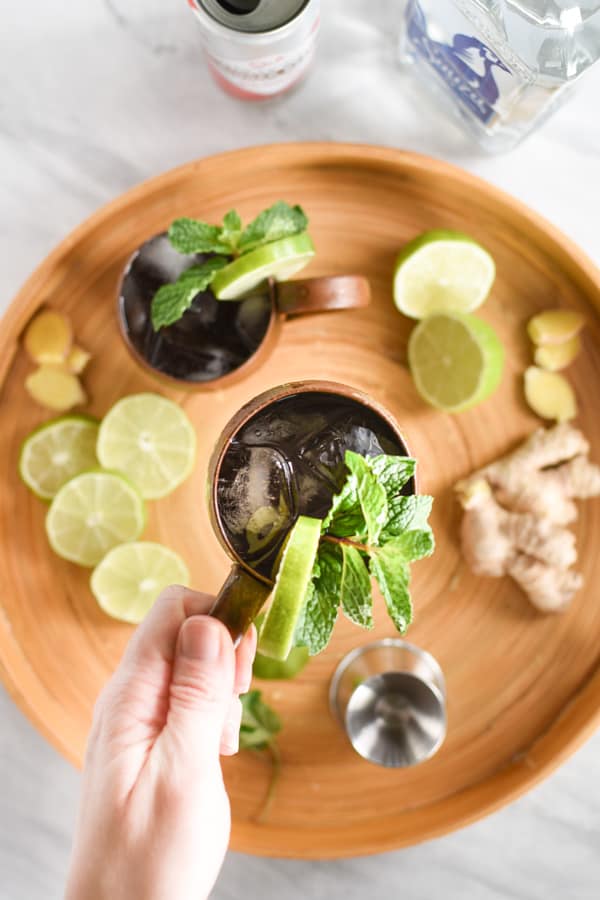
top-left (25, 366), bottom-right (86, 412)
top-left (524, 366), bottom-right (576, 423)
top-left (534, 335), bottom-right (581, 372)
top-left (527, 309), bottom-right (585, 346)
top-left (24, 310), bottom-right (72, 365)
top-left (65, 345), bottom-right (91, 374)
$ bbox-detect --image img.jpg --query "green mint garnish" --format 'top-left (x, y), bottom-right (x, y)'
top-left (295, 451), bottom-right (434, 655)
top-left (239, 689), bottom-right (281, 750)
top-left (239, 689), bottom-right (282, 823)
top-left (150, 257), bottom-right (229, 330)
top-left (238, 201), bottom-right (308, 253)
top-left (294, 546), bottom-right (340, 656)
top-left (152, 201), bottom-right (309, 330)
top-left (340, 543), bottom-right (373, 628)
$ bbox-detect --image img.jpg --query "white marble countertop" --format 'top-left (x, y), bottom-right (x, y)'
top-left (1, 2), bottom-right (600, 898)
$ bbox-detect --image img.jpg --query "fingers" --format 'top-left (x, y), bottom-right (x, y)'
top-left (122, 585), bottom-right (215, 673)
top-left (220, 626), bottom-right (257, 756)
top-left (168, 615), bottom-right (236, 766)
top-left (220, 696), bottom-right (242, 756)
top-left (234, 624), bottom-right (257, 696)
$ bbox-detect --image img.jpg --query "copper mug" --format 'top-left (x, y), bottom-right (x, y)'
top-left (117, 233), bottom-right (370, 390)
top-left (207, 380), bottom-right (413, 642)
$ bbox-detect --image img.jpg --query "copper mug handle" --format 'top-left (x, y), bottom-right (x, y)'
top-left (274, 275), bottom-right (371, 316)
top-left (211, 565), bottom-right (271, 645)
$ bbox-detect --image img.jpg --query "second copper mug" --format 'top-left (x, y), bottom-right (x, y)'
top-left (207, 380), bottom-right (414, 642)
top-left (117, 233), bottom-right (370, 390)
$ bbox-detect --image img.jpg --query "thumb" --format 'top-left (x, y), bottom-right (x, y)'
top-left (168, 615), bottom-right (236, 766)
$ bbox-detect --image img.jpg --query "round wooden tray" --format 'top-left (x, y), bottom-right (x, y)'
top-left (2, 144), bottom-right (600, 859)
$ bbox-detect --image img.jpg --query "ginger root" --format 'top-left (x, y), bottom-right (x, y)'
top-left (456, 424), bottom-right (600, 612)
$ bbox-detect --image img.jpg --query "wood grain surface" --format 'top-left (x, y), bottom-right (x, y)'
top-left (1, 144), bottom-right (600, 858)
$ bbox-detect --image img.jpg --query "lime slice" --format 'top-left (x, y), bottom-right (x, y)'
top-left (257, 516), bottom-right (322, 661)
top-left (253, 644), bottom-right (310, 680)
top-left (46, 471), bottom-right (146, 567)
top-left (394, 230), bottom-right (495, 319)
top-left (251, 613), bottom-right (310, 679)
top-left (212, 233), bottom-right (315, 300)
top-left (408, 312), bottom-right (504, 413)
top-left (91, 542), bottom-right (189, 624)
top-left (97, 393), bottom-right (196, 500)
top-left (19, 414), bottom-right (99, 500)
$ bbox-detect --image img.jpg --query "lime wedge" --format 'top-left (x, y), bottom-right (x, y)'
top-left (212, 233), bottom-right (315, 300)
top-left (91, 542), bottom-right (189, 624)
top-left (257, 516), bottom-right (322, 661)
top-left (19, 414), bottom-right (99, 500)
top-left (394, 230), bottom-right (495, 319)
top-left (253, 644), bottom-right (310, 680)
top-left (251, 613), bottom-right (310, 679)
top-left (408, 312), bottom-right (504, 413)
top-left (46, 471), bottom-right (146, 567)
top-left (97, 393), bottom-right (196, 500)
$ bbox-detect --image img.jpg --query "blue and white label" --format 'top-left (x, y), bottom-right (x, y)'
top-left (406, 0), bottom-right (512, 123)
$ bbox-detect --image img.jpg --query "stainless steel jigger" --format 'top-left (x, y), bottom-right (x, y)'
top-left (329, 639), bottom-right (447, 768)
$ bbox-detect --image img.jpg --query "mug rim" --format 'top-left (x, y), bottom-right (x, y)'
top-left (208, 379), bottom-right (416, 585)
top-left (115, 231), bottom-right (281, 391)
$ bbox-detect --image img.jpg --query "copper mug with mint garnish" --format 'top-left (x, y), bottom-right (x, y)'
top-left (207, 381), bottom-right (418, 644)
top-left (117, 202), bottom-right (370, 389)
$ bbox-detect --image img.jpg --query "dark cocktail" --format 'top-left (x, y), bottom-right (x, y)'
top-left (216, 388), bottom-right (412, 579)
top-left (118, 234), bottom-right (273, 385)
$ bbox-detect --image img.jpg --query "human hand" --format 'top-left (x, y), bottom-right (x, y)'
top-left (65, 586), bottom-right (256, 900)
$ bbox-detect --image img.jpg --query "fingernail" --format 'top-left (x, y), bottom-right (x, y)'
top-left (180, 617), bottom-right (221, 661)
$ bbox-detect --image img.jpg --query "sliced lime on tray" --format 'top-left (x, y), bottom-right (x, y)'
top-left (91, 541), bottom-right (189, 624)
top-left (257, 515), bottom-right (322, 662)
top-left (19, 414), bottom-right (99, 500)
top-left (97, 393), bottom-right (196, 500)
top-left (394, 230), bottom-right (495, 319)
top-left (408, 312), bottom-right (504, 413)
top-left (46, 471), bottom-right (146, 567)
top-left (212, 232), bottom-right (315, 300)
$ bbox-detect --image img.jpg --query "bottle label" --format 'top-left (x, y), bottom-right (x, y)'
top-left (406, 0), bottom-right (513, 123)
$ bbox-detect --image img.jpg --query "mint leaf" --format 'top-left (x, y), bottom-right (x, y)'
top-left (221, 209), bottom-right (242, 251)
top-left (322, 473), bottom-right (366, 539)
top-left (344, 451), bottom-right (388, 545)
top-left (383, 529), bottom-right (435, 562)
top-left (238, 201), bottom-right (308, 253)
top-left (239, 690), bottom-right (281, 750)
top-left (151, 257), bottom-right (228, 330)
top-left (340, 544), bottom-right (373, 628)
top-left (369, 549), bottom-right (412, 633)
top-left (295, 544), bottom-right (340, 655)
top-left (381, 494), bottom-right (433, 542)
top-left (168, 218), bottom-right (232, 255)
top-left (369, 455), bottom-right (416, 497)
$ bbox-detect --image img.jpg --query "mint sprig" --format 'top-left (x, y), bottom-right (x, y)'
top-left (150, 257), bottom-right (229, 330)
top-left (239, 689), bottom-right (281, 750)
top-left (151, 201), bottom-right (308, 330)
top-left (295, 451), bottom-right (434, 655)
top-left (239, 689), bottom-right (282, 823)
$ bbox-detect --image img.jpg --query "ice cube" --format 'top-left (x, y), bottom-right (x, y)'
top-left (218, 443), bottom-right (296, 544)
top-left (236, 294), bottom-right (271, 352)
top-left (300, 419), bottom-right (386, 488)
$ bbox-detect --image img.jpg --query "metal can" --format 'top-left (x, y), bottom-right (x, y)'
top-left (187, 0), bottom-right (320, 99)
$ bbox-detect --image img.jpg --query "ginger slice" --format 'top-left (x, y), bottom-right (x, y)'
top-left (524, 366), bottom-right (576, 422)
top-left (65, 345), bottom-right (92, 374)
top-left (25, 366), bottom-right (86, 412)
top-left (534, 334), bottom-right (581, 371)
top-left (24, 310), bottom-right (73, 365)
top-left (527, 309), bottom-right (585, 346)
